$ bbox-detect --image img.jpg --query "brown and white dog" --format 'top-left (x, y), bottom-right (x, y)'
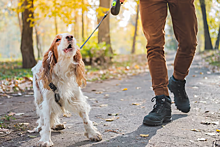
top-left (31, 33), bottom-right (102, 146)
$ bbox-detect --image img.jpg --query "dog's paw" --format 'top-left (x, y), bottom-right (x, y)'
top-left (52, 124), bottom-right (65, 130)
top-left (37, 140), bottom-right (54, 147)
top-left (85, 130), bottom-right (102, 142)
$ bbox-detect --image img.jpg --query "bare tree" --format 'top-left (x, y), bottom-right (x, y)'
top-left (131, 4), bottom-right (139, 54)
top-left (199, 0), bottom-right (213, 50)
top-left (82, 0), bottom-right (85, 41)
top-left (98, 0), bottom-right (113, 54)
top-left (35, 26), bottom-right (42, 59)
top-left (215, 25), bottom-right (220, 49)
top-left (20, 0), bottom-right (36, 68)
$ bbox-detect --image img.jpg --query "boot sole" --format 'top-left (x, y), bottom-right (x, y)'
top-left (143, 116), bottom-right (172, 126)
top-left (168, 85), bottom-right (190, 113)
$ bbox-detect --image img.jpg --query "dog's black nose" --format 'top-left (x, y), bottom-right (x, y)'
top-left (66, 35), bottom-right (73, 41)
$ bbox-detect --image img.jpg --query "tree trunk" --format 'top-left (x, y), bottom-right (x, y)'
top-left (199, 0), bottom-right (213, 50)
top-left (98, 0), bottom-right (113, 54)
top-left (131, 4), bottom-right (139, 54)
top-left (82, 0), bottom-right (85, 42)
top-left (35, 26), bottom-right (42, 59)
top-left (214, 25), bottom-right (220, 49)
top-left (20, 0), bottom-right (36, 68)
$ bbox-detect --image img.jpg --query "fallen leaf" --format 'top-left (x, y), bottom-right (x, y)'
top-left (27, 129), bottom-right (35, 133)
top-left (205, 133), bottom-right (217, 136)
top-left (140, 134), bottom-right (149, 138)
top-left (105, 119), bottom-right (114, 122)
top-left (216, 129), bottom-right (220, 132)
top-left (28, 135), bottom-right (37, 138)
top-left (63, 113), bottom-right (71, 118)
top-left (15, 113), bottom-right (25, 116)
top-left (104, 94), bottom-right (109, 97)
top-left (0, 128), bottom-right (11, 134)
top-left (120, 99), bottom-right (124, 101)
top-left (122, 88), bottom-right (128, 91)
top-left (132, 103), bottom-right (141, 106)
top-left (100, 104), bottom-right (108, 107)
top-left (199, 101), bottom-right (207, 104)
top-left (197, 138), bottom-right (207, 141)
top-left (191, 129), bottom-right (201, 132)
top-left (2, 94), bottom-right (11, 98)
top-left (201, 121), bottom-right (219, 125)
top-left (108, 113), bottom-right (118, 116)
top-left (135, 65), bottom-right (140, 69)
top-left (200, 72), bottom-right (203, 75)
top-left (192, 86), bottom-right (199, 89)
top-left (8, 112), bottom-right (15, 116)
top-left (96, 91), bottom-right (103, 94)
top-left (105, 117), bottom-right (119, 122)
top-left (192, 75), bottom-right (196, 77)
top-left (105, 129), bottom-right (120, 134)
top-left (19, 123), bottom-right (29, 126)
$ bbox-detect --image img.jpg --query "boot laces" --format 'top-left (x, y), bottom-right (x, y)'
top-left (177, 82), bottom-right (187, 99)
top-left (151, 97), bottom-right (166, 113)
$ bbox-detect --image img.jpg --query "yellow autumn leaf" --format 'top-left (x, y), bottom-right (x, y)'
top-left (63, 113), bottom-right (71, 118)
top-left (216, 129), bottom-right (220, 132)
top-left (100, 104), bottom-right (108, 107)
top-left (122, 88), bottom-right (128, 91)
top-left (132, 103), bottom-right (141, 106)
top-left (140, 134), bottom-right (149, 137)
top-left (105, 119), bottom-right (114, 122)
top-left (135, 65), bottom-right (140, 69)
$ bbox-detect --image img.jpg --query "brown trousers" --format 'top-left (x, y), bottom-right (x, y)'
top-left (140, 0), bottom-right (198, 96)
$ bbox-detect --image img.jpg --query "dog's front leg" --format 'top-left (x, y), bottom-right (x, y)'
top-left (37, 99), bottom-right (54, 147)
top-left (78, 102), bottom-right (102, 142)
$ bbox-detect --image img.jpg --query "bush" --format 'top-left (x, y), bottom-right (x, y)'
top-left (81, 41), bottom-right (113, 67)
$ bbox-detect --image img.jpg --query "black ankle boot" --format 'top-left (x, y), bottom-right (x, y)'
top-left (168, 75), bottom-right (190, 113)
top-left (143, 95), bottom-right (172, 126)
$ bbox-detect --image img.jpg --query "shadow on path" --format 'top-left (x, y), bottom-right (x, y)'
top-left (68, 114), bottom-right (187, 147)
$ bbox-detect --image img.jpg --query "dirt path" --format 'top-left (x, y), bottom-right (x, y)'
top-left (0, 53), bottom-right (220, 147)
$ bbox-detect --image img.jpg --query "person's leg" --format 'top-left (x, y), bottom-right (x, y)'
top-left (168, 0), bottom-right (198, 80)
top-left (140, 0), bottom-right (172, 126)
top-left (140, 0), bottom-right (169, 96)
top-left (167, 0), bottom-right (198, 113)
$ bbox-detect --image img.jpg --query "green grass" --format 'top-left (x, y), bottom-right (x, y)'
top-left (210, 61), bottom-right (220, 67)
top-left (0, 61), bottom-right (32, 80)
top-left (204, 50), bottom-right (220, 67)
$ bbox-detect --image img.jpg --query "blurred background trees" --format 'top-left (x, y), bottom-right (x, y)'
top-left (0, 0), bottom-right (219, 68)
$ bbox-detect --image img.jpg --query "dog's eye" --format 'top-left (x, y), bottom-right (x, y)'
top-left (56, 38), bottom-right (61, 42)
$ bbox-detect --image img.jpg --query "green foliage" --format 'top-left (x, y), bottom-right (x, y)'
top-left (205, 50), bottom-right (220, 67)
top-left (2, 115), bottom-right (15, 121)
top-left (81, 41), bottom-right (112, 58)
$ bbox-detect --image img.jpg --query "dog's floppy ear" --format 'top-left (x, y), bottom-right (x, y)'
top-left (73, 49), bottom-right (86, 87)
top-left (40, 38), bottom-right (59, 89)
